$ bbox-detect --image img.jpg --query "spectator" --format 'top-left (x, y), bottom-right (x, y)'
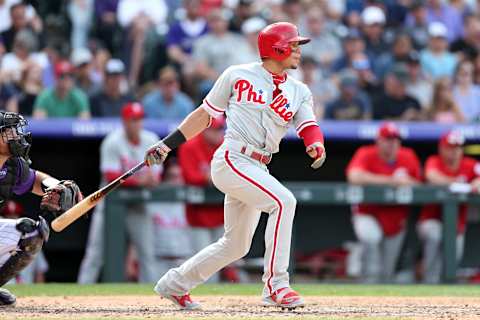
top-left (452, 59), bottom-right (480, 122)
top-left (405, 51), bottom-right (433, 110)
top-left (117, 0), bottom-right (169, 87)
top-left (67, 0), bottom-right (93, 49)
top-left (229, 0), bottom-right (255, 33)
top-left (15, 62), bottom-right (43, 116)
top-left (450, 14), bottom-right (480, 61)
top-left (333, 29), bottom-right (369, 72)
top-left (150, 160), bottom-right (192, 277)
top-left (0, 29), bottom-right (47, 84)
top-left (178, 116), bottom-right (246, 283)
top-left (404, 0), bottom-right (429, 50)
top-left (375, 33), bottom-right (414, 80)
top-left (301, 7), bottom-right (342, 70)
top-left (77, 103), bottom-right (160, 283)
top-left (351, 51), bottom-right (379, 95)
top-left (0, 2), bottom-right (42, 52)
top-left (0, 0), bottom-right (39, 34)
top-left (94, 0), bottom-right (121, 56)
top-left (33, 61), bottom-right (91, 119)
top-left (142, 66), bottom-right (194, 120)
top-left (240, 17), bottom-right (266, 63)
top-left (361, 6), bottom-right (389, 61)
top-left (418, 131), bottom-right (480, 283)
top-left (346, 122), bottom-right (422, 283)
top-left (90, 59), bottom-right (133, 117)
top-left (372, 63), bottom-right (422, 120)
top-left (420, 22), bottom-right (458, 80)
top-left (166, 0), bottom-right (208, 68)
top-left (427, 77), bottom-right (464, 123)
top-left (71, 47), bottom-right (100, 97)
top-left (424, 0), bottom-right (463, 43)
top-left (325, 69), bottom-right (371, 120)
top-left (299, 56), bottom-right (338, 118)
top-left (192, 8), bottom-right (250, 95)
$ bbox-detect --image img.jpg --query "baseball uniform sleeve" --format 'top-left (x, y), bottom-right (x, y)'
top-left (202, 67), bottom-right (233, 118)
top-left (292, 87), bottom-right (318, 136)
top-left (100, 135), bottom-right (121, 174)
top-left (346, 147), bottom-right (369, 174)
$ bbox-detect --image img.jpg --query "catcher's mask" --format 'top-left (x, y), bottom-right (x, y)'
top-left (0, 112), bottom-right (32, 162)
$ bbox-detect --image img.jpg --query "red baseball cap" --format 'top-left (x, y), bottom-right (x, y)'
top-left (439, 130), bottom-right (465, 147)
top-left (54, 60), bottom-right (74, 78)
top-left (121, 102), bottom-right (145, 120)
top-left (377, 122), bottom-right (401, 139)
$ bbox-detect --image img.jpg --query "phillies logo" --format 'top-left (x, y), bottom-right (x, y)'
top-left (269, 94), bottom-right (293, 122)
top-left (234, 79), bottom-right (266, 104)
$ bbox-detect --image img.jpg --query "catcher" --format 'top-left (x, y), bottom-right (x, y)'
top-left (0, 111), bottom-right (82, 306)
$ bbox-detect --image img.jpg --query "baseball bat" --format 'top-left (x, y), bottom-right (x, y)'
top-left (51, 161), bottom-right (146, 232)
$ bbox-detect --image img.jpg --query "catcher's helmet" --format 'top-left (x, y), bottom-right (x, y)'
top-left (0, 112), bottom-right (32, 161)
top-left (258, 22), bottom-right (310, 61)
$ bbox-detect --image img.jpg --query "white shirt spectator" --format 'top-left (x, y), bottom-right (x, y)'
top-left (1, 52), bottom-right (47, 82)
top-left (0, 0), bottom-right (35, 32)
top-left (117, 0), bottom-right (168, 28)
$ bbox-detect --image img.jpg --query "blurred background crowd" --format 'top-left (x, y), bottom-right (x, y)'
top-left (2, 0), bottom-right (480, 123)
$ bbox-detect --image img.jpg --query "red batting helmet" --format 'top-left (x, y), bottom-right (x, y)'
top-left (258, 22), bottom-right (310, 61)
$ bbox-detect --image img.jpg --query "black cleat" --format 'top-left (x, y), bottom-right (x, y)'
top-left (0, 288), bottom-right (16, 306)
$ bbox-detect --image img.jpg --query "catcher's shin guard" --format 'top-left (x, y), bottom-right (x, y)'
top-left (0, 288), bottom-right (15, 306)
top-left (0, 217), bottom-right (49, 286)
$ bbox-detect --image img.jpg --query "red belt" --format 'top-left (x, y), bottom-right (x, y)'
top-left (240, 146), bottom-right (271, 164)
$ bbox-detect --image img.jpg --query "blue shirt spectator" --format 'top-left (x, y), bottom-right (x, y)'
top-left (142, 66), bottom-right (194, 119)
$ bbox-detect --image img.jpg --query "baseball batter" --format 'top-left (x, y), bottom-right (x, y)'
top-left (418, 131), bottom-right (480, 283)
top-left (145, 22), bottom-right (326, 310)
top-left (0, 111), bottom-right (82, 306)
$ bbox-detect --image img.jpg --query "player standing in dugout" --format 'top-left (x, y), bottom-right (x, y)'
top-left (0, 112), bottom-right (82, 306)
top-left (145, 22), bottom-right (326, 310)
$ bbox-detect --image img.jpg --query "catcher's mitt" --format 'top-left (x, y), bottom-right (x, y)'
top-left (40, 180), bottom-right (83, 214)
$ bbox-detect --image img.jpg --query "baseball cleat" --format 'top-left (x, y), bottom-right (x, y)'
top-left (0, 288), bottom-right (16, 307)
top-left (262, 287), bottom-right (305, 310)
top-left (154, 284), bottom-right (201, 310)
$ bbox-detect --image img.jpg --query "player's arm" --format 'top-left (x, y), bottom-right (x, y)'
top-left (145, 107), bottom-right (211, 166)
top-left (347, 169), bottom-right (396, 185)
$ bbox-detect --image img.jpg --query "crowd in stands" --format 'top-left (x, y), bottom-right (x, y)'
top-left (0, 0), bottom-right (479, 123)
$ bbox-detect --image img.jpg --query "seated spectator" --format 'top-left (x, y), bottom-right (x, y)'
top-left (452, 59), bottom-right (480, 122)
top-left (90, 59), bottom-right (133, 117)
top-left (0, 0), bottom-right (39, 34)
top-left (347, 122), bottom-right (421, 283)
top-left (420, 22), bottom-right (457, 80)
top-left (424, 0), bottom-right (463, 43)
top-left (405, 51), bottom-right (433, 109)
top-left (361, 6), bottom-right (390, 61)
top-left (117, 0), bottom-right (168, 87)
top-left (240, 17), bottom-right (266, 63)
top-left (450, 14), bottom-right (480, 61)
top-left (33, 61), bottom-right (91, 118)
top-left (372, 64), bottom-right (422, 120)
top-left (404, 0), bottom-right (429, 50)
top-left (15, 62), bottom-right (43, 116)
top-left (301, 7), bottom-right (342, 71)
top-left (1, 29), bottom-right (47, 84)
top-left (325, 70), bottom-right (371, 120)
top-left (418, 131), bottom-right (480, 283)
top-left (375, 33), bottom-right (414, 80)
top-left (0, 2), bottom-right (42, 52)
top-left (71, 47), bottom-right (101, 97)
top-left (427, 77), bottom-right (464, 123)
top-left (142, 66), bottom-right (194, 119)
top-left (333, 29), bottom-right (369, 73)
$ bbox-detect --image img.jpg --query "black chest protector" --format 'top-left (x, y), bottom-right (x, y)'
top-left (0, 157), bottom-right (30, 208)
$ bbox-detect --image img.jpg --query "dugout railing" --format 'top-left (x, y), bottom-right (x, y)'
top-left (103, 183), bottom-right (480, 283)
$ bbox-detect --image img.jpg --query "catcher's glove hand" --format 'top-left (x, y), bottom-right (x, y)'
top-left (306, 142), bottom-right (326, 170)
top-left (40, 180), bottom-right (83, 214)
top-left (145, 140), bottom-right (171, 166)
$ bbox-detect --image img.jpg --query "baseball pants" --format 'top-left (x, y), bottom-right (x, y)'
top-left (353, 214), bottom-right (406, 283)
top-left (156, 144), bottom-right (296, 297)
top-left (417, 219), bottom-right (464, 283)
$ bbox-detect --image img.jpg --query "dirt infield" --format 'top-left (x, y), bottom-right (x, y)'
top-left (2, 295), bottom-right (480, 319)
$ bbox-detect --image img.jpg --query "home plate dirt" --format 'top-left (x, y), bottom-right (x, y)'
top-left (2, 296), bottom-right (480, 319)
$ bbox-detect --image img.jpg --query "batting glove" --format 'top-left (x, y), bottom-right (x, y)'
top-left (145, 140), bottom-right (171, 166)
top-left (306, 142), bottom-right (326, 170)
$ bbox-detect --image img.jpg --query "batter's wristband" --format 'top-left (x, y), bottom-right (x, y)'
top-left (163, 129), bottom-right (187, 150)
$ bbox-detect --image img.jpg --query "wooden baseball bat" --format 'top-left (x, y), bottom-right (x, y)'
top-left (51, 161), bottom-right (146, 232)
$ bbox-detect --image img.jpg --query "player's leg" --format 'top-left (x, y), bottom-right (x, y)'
top-left (126, 206), bottom-right (157, 283)
top-left (0, 217), bottom-right (49, 306)
top-left (77, 203), bottom-right (105, 284)
top-left (188, 227), bottom-right (220, 283)
top-left (380, 230), bottom-right (406, 283)
top-left (417, 219), bottom-right (442, 283)
top-left (352, 214), bottom-right (383, 283)
top-left (155, 195), bottom-right (261, 309)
